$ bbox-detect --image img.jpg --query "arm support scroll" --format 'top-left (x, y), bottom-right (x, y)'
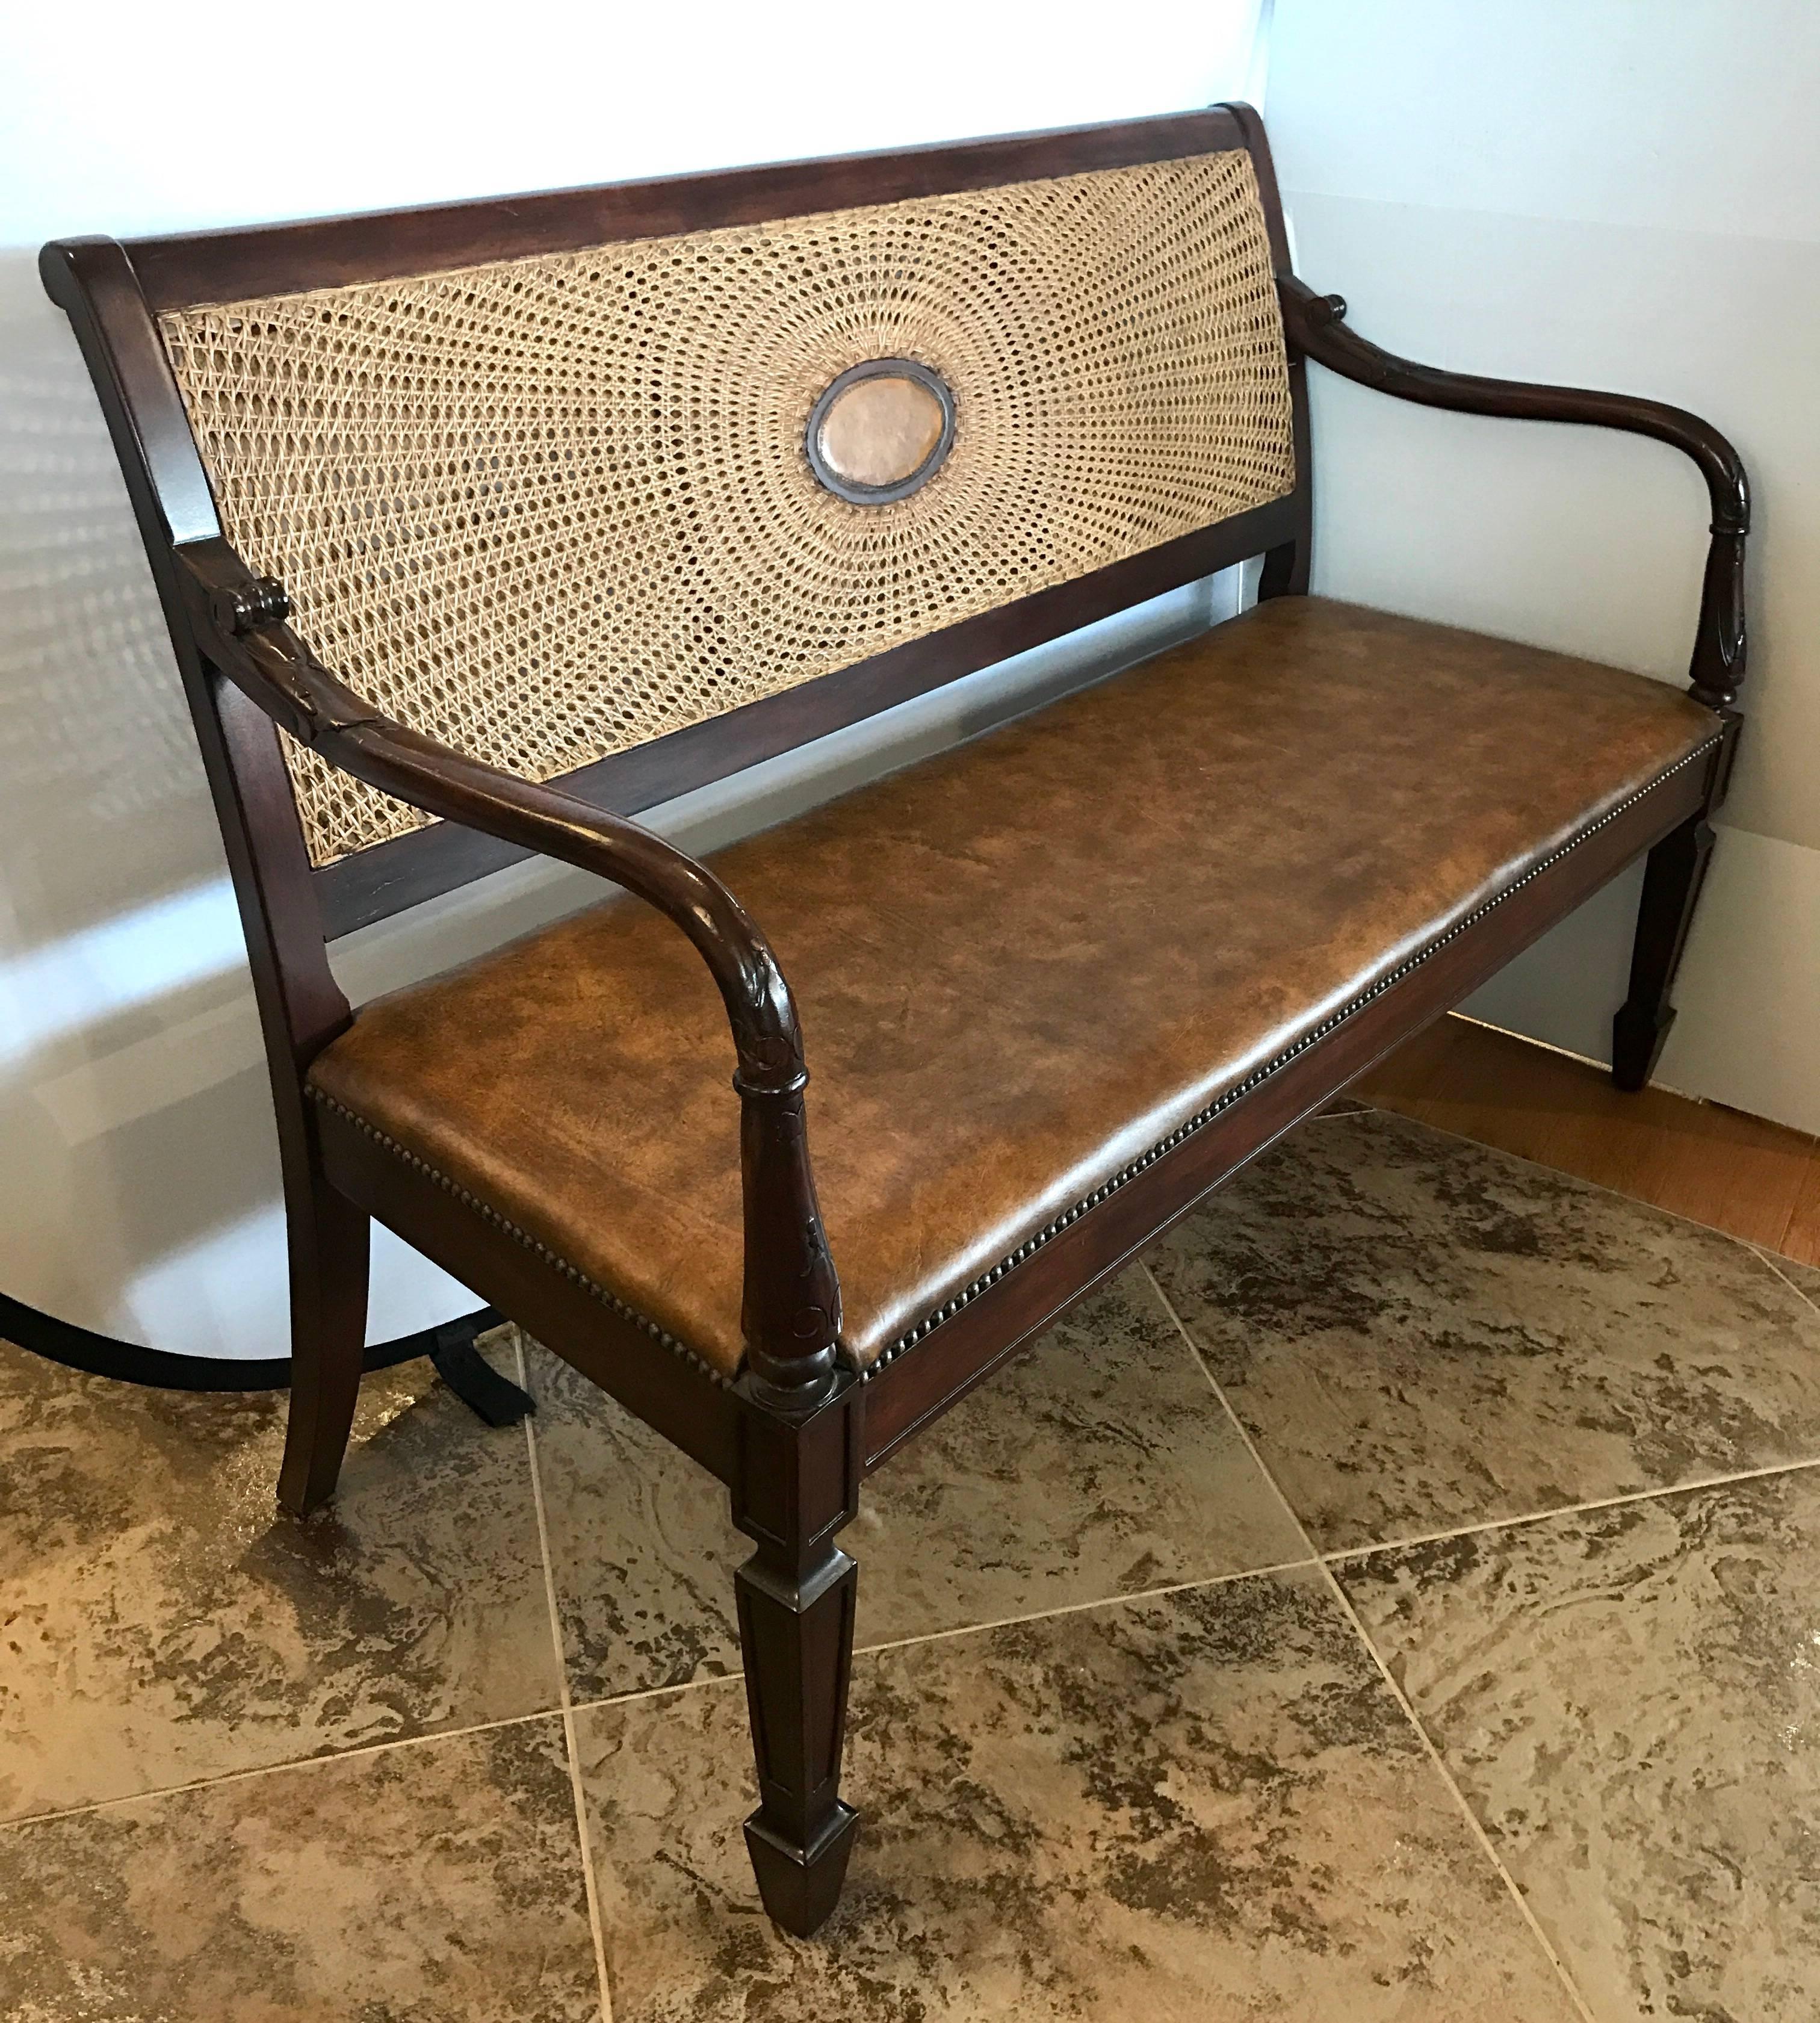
top-left (176, 538), bottom-right (843, 1405)
top-left (1277, 276), bottom-right (1750, 712)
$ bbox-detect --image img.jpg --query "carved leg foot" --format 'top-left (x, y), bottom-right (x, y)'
top-left (1612, 813), bottom-right (1716, 1092)
top-left (735, 1538), bottom-right (859, 1936)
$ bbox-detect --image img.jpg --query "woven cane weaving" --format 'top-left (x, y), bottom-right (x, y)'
top-left (160, 152), bottom-right (1295, 865)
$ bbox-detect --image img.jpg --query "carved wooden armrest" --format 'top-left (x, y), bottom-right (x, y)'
top-left (176, 537), bottom-right (842, 1407)
top-left (1277, 275), bottom-right (1750, 713)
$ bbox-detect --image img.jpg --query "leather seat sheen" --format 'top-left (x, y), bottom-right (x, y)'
top-left (308, 597), bottom-right (1720, 1378)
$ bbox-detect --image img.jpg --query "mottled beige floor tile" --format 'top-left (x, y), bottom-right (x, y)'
top-left (1147, 1111), bottom-right (1820, 1552)
top-left (522, 1340), bottom-right (742, 1706)
top-left (530, 1272), bottom-right (1305, 1705)
top-left (0, 1715), bottom-right (599, 2021)
top-left (0, 1340), bottom-right (557, 1820)
top-left (1338, 1470), bottom-right (1820, 2022)
top-left (574, 1569), bottom-right (1581, 2021)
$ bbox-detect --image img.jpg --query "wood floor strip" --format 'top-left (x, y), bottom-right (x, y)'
top-left (1354, 1015), bottom-right (1820, 1264)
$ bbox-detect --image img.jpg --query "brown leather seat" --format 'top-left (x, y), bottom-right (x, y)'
top-left (309, 596), bottom-right (1719, 1379)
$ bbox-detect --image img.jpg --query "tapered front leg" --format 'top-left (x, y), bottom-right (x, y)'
top-left (1612, 812), bottom-right (1716, 1092)
top-left (737, 1534), bottom-right (859, 1934)
top-left (730, 1372), bottom-right (862, 1936)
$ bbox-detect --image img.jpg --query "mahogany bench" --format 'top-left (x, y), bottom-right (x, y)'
top-left (45, 102), bottom-right (1747, 1935)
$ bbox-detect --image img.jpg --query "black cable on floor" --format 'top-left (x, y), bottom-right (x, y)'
top-left (0, 1287), bottom-right (504, 1394)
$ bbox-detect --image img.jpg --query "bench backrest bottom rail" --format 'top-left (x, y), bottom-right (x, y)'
top-left (315, 497), bottom-right (1297, 936)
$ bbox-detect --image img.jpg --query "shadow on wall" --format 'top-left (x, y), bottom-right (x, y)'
top-left (0, 249), bottom-right (232, 943)
top-left (0, 229), bottom-right (1237, 1353)
top-left (0, 243), bottom-right (283, 1343)
top-left (0, 246), bottom-right (515, 1351)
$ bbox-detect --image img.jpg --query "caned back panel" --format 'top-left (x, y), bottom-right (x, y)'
top-left (158, 150), bottom-right (1294, 867)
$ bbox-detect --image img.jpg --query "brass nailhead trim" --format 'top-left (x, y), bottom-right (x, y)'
top-left (861, 738), bottom-right (1723, 1379)
top-left (306, 1093), bottom-right (735, 1391)
top-left (314, 736), bottom-right (1718, 1389)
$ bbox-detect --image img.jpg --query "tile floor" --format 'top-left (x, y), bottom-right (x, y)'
top-left (4, 1104), bottom-right (1817, 2019)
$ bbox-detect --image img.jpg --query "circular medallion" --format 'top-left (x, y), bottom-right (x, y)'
top-left (805, 358), bottom-right (956, 504)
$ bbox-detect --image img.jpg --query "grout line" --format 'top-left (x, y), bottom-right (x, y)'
top-left (565, 1669), bottom-right (743, 1721)
top-left (1754, 1245), bottom-right (1820, 1317)
top-left (519, 1328), bottom-right (571, 1727)
top-left (852, 1555), bottom-right (1322, 1661)
top-left (1320, 1450), bottom-right (1820, 1566)
top-left (1310, 1565), bottom-right (1597, 2023)
top-left (0, 1700), bottom-right (569, 1836)
top-left (520, 1329), bottom-right (615, 2023)
top-left (1140, 1261), bottom-right (1600, 2023)
top-left (558, 1555), bottom-right (1325, 1729)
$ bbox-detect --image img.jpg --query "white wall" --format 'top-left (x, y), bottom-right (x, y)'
top-left (0, 2), bottom-right (1267, 1357)
top-left (1266, 0), bottom-right (1820, 1129)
